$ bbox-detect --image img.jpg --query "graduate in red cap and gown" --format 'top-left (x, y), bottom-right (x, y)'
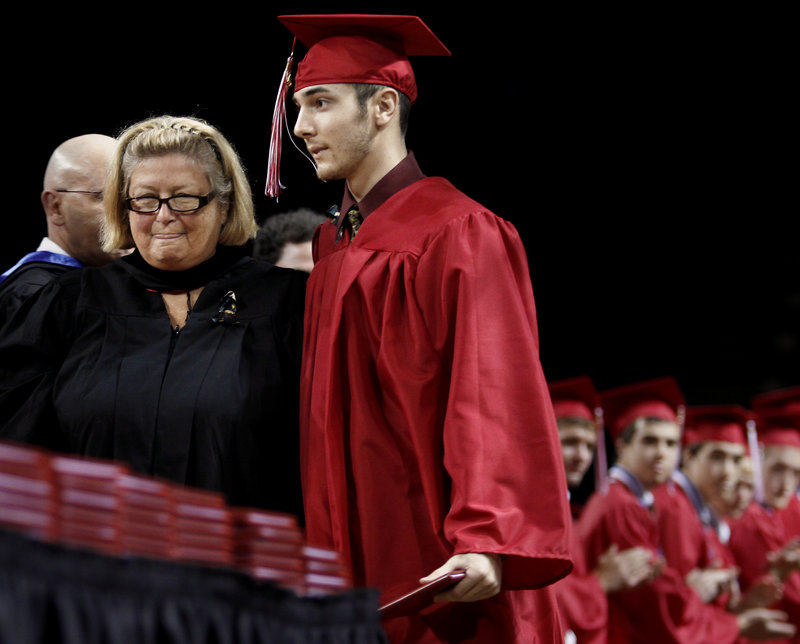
top-left (748, 386), bottom-right (800, 540)
top-left (729, 396), bottom-right (800, 643)
top-left (549, 376), bottom-right (658, 644)
top-left (578, 378), bottom-right (792, 643)
top-left (653, 406), bottom-right (784, 615)
top-left (268, 14), bottom-right (572, 643)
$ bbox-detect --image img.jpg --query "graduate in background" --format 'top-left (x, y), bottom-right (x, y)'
top-left (654, 406), bottom-right (783, 615)
top-left (729, 388), bottom-right (800, 643)
top-left (549, 376), bottom-right (658, 644)
top-left (579, 377), bottom-right (793, 643)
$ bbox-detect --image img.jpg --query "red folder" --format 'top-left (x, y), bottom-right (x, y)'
top-left (378, 570), bottom-right (467, 619)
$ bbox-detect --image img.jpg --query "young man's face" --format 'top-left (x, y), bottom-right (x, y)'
top-left (293, 84), bottom-right (374, 184)
top-left (682, 441), bottom-right (745, 513)
top-left (617, 419), bottom-right (681, 490)
top-left (762, 445), bottom-right (800, 509)
top-left (558, 420), bottom-right (597, 487)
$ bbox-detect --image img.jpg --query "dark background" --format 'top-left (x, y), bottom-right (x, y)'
top-left (5, 6), bottom-right (796, 405)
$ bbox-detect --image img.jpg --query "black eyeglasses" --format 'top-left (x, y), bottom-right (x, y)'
top-left (125, 193), bottom-right (215, 214)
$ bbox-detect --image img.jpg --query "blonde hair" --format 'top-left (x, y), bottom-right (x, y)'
top-left (102, 115), bottom-right (257, 251)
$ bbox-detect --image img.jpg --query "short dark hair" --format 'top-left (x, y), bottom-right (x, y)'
top-left (253, 209), bottom-right (326, 264)
top-left (618, 416), bottom-right (675, 445)
top-left (352, 83), bottom-right (411, 136)
top-left (557, 417), bottom-right (596, 432)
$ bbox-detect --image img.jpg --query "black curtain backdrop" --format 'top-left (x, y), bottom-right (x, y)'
top-left (6, 5), bottom-right (796, 405)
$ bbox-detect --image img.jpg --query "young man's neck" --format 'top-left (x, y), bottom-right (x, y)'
top-left (347, 140), bottom-right (407, 202)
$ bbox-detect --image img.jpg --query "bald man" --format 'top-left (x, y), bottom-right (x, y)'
top-left (1, 134), bottom-right (126, 325)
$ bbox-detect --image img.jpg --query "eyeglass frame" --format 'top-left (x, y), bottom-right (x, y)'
top-left (124, 192), bottom-right (215, 214)
top-left (56, 189), bottom-right (103, 197)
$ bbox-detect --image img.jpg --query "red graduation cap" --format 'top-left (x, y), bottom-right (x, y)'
top-left (266, 14), bottom-right (450, 198)
top-left (279, 14), bottom-right (451, 104)
top-left (682, 405), bottom-right (750, 446)
top-left (751, 385), bottom-right (800, 414)
top-left (757, 409), bottom-right (800, 449)
top-left (548, 376), bottom-right (602, 425)
top-left (600, 377), bottom-right (685, 440)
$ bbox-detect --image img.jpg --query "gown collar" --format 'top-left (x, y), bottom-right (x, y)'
top-left (0, 251), bottom-right (83, 283)
top-left (330, 152), bottom-right (426, 241)
top-left (609, 465), bottom-right (655, 509)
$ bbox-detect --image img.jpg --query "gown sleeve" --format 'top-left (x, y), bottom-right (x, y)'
top-left (580, 487), bottom-right (741, 644)
top-left (412, 211), bottom-right (573, 589)
top-left (0, 277), bottom-right (75, 451)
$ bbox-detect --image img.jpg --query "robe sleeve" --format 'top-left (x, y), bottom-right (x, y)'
top-left (0, 278), bottom-right (74, 451)
top-left (729, 506), bottom-right (782, 590)
top-left (412, 211), bottom-right (573, 589)
top-left (729, 505), bottom-right (800, 636)
top-left (579, 487), bottom-right (741, 644)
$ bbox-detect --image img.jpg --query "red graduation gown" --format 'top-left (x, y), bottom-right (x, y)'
top-left (653, 475), bottom-right (737, 610)
top-left (578, 479), bottom-right (740, 644)
top-left (782, 494), bottom-right (800, 538)
top-left (300, 177), bottom-right (573, 642)
top-left (728, 498), bottom-right (800, 643)
top-left (783, 496), bottom-right (800, 640)
top-left (555, 522), bottom-right (608, 643)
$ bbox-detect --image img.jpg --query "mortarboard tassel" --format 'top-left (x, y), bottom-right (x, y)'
top-left (746, 418), bottom-right (765, 505)
top-left (266, 39), bottom-right (296, 199)
top-left (594, 407), bottom-right (609, 494)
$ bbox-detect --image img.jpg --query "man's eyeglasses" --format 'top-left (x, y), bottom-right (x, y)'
top-left (125, 193), bottom-right (215, 214)
top-left (57, 189), bottom-right (103, 201)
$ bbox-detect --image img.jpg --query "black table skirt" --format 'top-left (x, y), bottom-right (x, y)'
top-left (0, 530), bottom-right (388, 644)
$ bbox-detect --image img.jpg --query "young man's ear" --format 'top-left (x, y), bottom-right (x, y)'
top-left (373, 87), bottom-right (400, 127)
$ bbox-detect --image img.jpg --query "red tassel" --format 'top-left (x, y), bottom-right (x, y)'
top-left (266, 40), bottom-right (295, 198)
